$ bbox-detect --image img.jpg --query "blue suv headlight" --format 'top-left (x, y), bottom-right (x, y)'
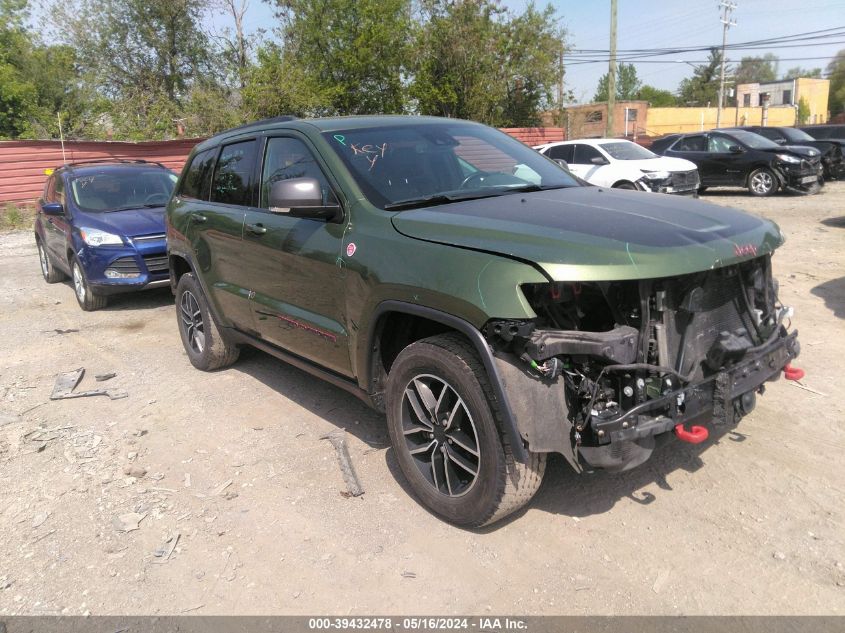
top-left (79, 227), bottom-right (124, 247)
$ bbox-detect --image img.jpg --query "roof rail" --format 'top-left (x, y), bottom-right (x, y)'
top-left (63, 159), bottom-right (168, 170)
top-left (221, 115), bottom-right (298, 136)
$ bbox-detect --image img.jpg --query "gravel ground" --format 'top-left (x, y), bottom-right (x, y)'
top-left (0, 183), bottom-right (843, 616)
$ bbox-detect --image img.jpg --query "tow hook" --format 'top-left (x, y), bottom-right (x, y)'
top-left (674, 423), bottom-right (709, 444)
top-left (783, 364), bottom-right (805, 381)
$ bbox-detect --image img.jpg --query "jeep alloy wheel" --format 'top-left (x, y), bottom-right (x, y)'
top-left (401, 374), bottom-right (481, 497)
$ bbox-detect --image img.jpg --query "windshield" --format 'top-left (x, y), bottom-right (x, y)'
top-left (780, 128), bottom-right (815, 143)
top-left (323, 122), bottom-right (580, 209)
top-left (598, 141), bottom-right (657, 160)
top-left (70, 168), bottom-right (177, 212)
top-left (729, 130), bottom-right (779, 150)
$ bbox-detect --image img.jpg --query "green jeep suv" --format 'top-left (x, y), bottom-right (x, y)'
top-left (166, 115), bottom-right (800, 527)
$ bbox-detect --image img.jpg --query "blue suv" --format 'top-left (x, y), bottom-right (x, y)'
top-left (34, 160), bottom-right (178, 310)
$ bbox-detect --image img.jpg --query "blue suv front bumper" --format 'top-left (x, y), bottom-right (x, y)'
top-left (76, 236), bottom-right (170, 295)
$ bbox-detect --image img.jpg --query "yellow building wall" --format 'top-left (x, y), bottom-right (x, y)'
top-left (646, 106), bottom-right (796, 136)
top-left (795, 78), bottom-right (829, 124)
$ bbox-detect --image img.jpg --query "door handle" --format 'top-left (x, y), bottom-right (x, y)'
top-left (246, 223), bottom-right (267, 235)
top-left (191, 214), bottom-right (207, 224)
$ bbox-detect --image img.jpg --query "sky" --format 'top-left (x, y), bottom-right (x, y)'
top-left (222, 0), bottom-right (845, 104)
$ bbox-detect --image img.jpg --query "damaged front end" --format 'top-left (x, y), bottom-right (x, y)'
top-left (485, 254), bottom-right (800, 473)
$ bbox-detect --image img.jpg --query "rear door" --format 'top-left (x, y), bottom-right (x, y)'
top-left (182, 140), bottom-right (256, 331)
top-left (242, 134), bottom-right (352, 377)
top-left (665, 135), bottom-right (711, 184)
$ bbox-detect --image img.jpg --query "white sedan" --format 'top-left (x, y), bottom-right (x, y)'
top-left (534, 138), bottom-right (700, 195)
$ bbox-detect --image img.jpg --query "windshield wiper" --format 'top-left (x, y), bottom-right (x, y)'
top-left (384, 191), bottom-right (504, 211)
top-left (105, 203), bottom-right (165, 212)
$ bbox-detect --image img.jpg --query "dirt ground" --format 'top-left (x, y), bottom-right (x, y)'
top-left (1, 183), bottom-right (844, 617)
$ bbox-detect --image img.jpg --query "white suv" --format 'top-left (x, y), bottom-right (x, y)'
top-left (535, 138), bottom-right (700, 195)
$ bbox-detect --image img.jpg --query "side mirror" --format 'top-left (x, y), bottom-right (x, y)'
top-left (728, 145), bottom-right (744, 154)
top-left (268, 178), bottom-right (341, 222)
top-left (590, 156), bottom-right (609, 165)
top-left (41, 201), bottom-right (64, 216)
top-left (554, 159), bottom-right (570, 170)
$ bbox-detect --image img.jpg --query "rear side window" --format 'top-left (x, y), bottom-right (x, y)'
top-left (180, 149), bottom-right (216, 200)
top-left (546, 144), bottom-right (574, 162)
top-left (211, 140), bottom-right (258, 206)
top-left (673, 135), bottom-right (706, 152)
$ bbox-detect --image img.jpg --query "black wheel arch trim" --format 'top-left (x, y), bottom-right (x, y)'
top-left (366, 300), bottom-right (528, 463)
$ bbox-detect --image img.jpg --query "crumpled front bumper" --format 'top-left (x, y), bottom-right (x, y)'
top-left (578, 327), bottom-right (800, 471)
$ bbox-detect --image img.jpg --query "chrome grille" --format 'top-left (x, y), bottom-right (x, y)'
top-left (133, 233), bottom-right (166, 242)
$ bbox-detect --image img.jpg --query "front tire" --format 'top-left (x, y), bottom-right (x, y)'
top-left (72, 258), bottom-right (107, 311)
top-left (36, 238), bottom-right (65, 283)
top-left (175, 272), bottom-right (239, 371)
top-left (612, 181), bottom-right (637, 190)
top-left (385, 333), bottom-right (545, 527)
top-left (747, 167), bottom-right (777, 196)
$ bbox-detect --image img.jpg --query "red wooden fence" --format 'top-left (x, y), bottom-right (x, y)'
top-left (0, 139), bottom-right (204, 206)
top-left (0, 128), bottom-right (565, 207)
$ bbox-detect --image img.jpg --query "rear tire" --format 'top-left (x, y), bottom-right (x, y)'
top-left (747, 167), bottom-right (777, 196)
top-left (385, 333), bottom-right (545, 527)
top-left (36, 238), bottom-right (65, 283)
top-left (71, 258), bottom-right (107, 311)
top-left (175, 272), bottom-right (239, 371)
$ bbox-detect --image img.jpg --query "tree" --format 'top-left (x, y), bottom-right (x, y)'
top-left (411, 0), bottom-right (564, 126)
top-left (593, 63), bottom-right (640, 102)
top-left (797, 97), bottom-right (811, 124)
top-left (241, 43), bottom-right (335, 118)
top-left (734, 54), bottom-right (778, 86)
top-left (636, 85), bottom-right (676, 107)
top-left (55, 0), bottom-right (219, 139)
top-left (827, 49), bottom-right (845, 116)
top-left (268, 0), bottom-right (411, 116)
top-left (783, 66), bottom-right (822, 80)
top-left (677, 48), bottom-right (725, 106)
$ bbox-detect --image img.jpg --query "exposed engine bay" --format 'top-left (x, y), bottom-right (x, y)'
top-left (485, 254), bottom-right (800, 472)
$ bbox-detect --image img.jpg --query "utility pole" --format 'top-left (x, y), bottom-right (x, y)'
top-left (716, 0), bottom-right (737, 128)
top-left (606, 0), bottom-right (617, 137)
top-left (558, 46), bottom-right (565, 128)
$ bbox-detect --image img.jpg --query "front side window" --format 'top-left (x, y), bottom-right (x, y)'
top-left (573, 144), bottom-right (603, 164)
top-left (180, 148), bottom-right (216, 200)
top-left (211, 140), bottom-right (258, 206)
top-left (324, 123), bottom-right (579, 209)
top-left (708, 135), bottom-right (736, 153)
top-left (260, 137), bottom-right (333, 208)
top-left (70, 169), bottom-right (177, 212)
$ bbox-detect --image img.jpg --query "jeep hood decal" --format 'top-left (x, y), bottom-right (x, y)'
top-left (390, 187), bottom-right (784, 281)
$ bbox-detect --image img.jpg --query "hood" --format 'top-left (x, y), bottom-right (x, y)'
top-left (621, 155), bottom-right (698, 173)
top-left (391, 187), bottom-right (783, 282)
top-left (75, 207), bottom-right (166, 238)
top-left (761, 144), bottom-right (820, 159)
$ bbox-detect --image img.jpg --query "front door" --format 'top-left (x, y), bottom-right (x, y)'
top-left (42, 176), bottom-right (71, 268)
top-left (243, 135), bottom-right (352, 377)
top-left (703, 134), bottom-right (746, 185)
